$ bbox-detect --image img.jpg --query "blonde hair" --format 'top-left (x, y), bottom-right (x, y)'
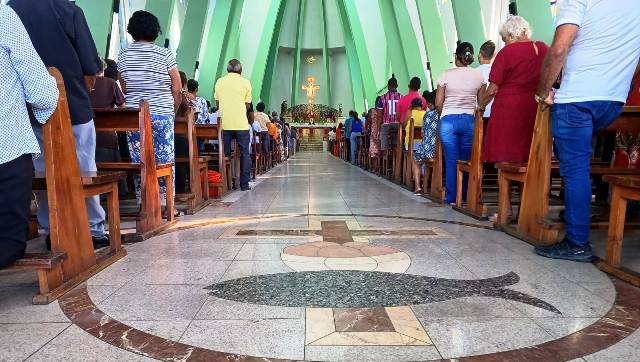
top-left (499, 15), bottom-right (533, 42)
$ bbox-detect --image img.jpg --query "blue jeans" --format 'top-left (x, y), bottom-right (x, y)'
top-left (552, 101), bottom-right (624, 246)
top-left (33, 121), bottom-right (106, 236)
top-left (223, 130), bottom-right (251, 188)
top-left (350, 132), bottom-right (362, 164)
top-left (439, 114), bottom-right (474, 204)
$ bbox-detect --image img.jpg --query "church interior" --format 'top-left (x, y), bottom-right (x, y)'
top-left (1, 0), bottom-right (640, 361)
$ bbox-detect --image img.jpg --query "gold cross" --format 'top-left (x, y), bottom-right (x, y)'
top-left (302, 76), bottom-right (320, 104)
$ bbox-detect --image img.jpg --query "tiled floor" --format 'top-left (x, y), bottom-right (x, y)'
top-left (1, 152), bottom-right (640, 361)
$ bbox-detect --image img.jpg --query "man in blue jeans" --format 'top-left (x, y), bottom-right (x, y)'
top-left (535, 0), bottom-right (640, 262)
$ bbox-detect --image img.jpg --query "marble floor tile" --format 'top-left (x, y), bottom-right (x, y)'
top-left (180, 319), bottom-right (305, 360)
top-left (0, 322), bottom-right (69, 361)
top-left (128, 259), bottom-right (231, 285)
top-left (583, 328), bottom-right (640, 362)
top-left (196, 296), bottom-right (304, 320)
top-left (219, 260), bottom-right (293, 281)
top-left (234, 243), bottom-right (295, 261)
top-left (532, 317), bottom-right (599, 338)
top-left (458, 257), bottom-right (578, 285)
top-left (98, 284), bottom-right (209, 321)
top-left (304, 345), bottom-right (442, 362)
top-left (0, 287), bottom-right (69, 323)
top-left (25, 325), bottom-right (154, 362)
top-left (120, 320), bottom-right (191, 342)
top-left (0, 269), bottom-right (39, 288)
top-left (507, 281), bottom-right (613, 318)
top-left (87, 258), bottom-right (158, 287)
top-left (421, 317), bottom-right (553, 359)
top-left (531, 257), bottom-right (612, 284)
top-left (412, 296), bottom-right (528, 319)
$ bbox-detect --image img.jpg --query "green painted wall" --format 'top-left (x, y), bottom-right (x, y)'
top-left (176, 0), bottom-right (209, 77)
top-left (416, 0), bottom-right (451, 86)
top-left (515, 0), bottom-right (554, 44)
top-left (145, 0), bottom-right (176, 47)
top-left (75, 0), bottom-right (113, 57)
top-left (451, 0), bottom-right (486, 57)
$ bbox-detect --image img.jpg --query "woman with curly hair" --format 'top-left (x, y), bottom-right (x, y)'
top-left (117, 10), bottom-right (182, 209)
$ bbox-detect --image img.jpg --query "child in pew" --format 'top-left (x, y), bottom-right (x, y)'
top-left (403, 94), bottom-right (438, 195)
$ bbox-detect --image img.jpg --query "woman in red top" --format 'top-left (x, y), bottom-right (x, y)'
top-left (479, 16), bottom-right (548, 163)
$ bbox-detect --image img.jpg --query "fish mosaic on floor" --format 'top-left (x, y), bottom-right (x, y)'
top-left (206, 270), bottom-right (561, 314)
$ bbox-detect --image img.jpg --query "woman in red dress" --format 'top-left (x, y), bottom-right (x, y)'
top-left (479, 16), bottom-right (548, 163)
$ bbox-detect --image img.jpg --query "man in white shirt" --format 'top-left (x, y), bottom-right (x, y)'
top-left (0, 5), bottom-right (58, 267)
top-left (477, 40), bottom-right (496, 120)
top-left (535, 0), bottom-right (640, 262)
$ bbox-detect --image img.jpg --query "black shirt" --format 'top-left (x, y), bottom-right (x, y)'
top-left (10, 0), bottom-right (101, 125)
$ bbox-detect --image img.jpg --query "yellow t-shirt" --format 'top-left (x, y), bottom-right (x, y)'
top-left (214, 73), bottom-right (252, 131)
top-left (405, 110), bottom-right (426, 147)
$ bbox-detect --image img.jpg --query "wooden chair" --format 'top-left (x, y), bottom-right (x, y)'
top-left (5, 68), bottom-right (126, 304)
top-left (93, 101), bottom-right (175, 242)
top-left (422, 137), bottom-right (446, 203)
top-left (596, 175), bottom-right (640, 286)
top-left (454, 111), bottom-right (488, 218)
top-left (496, 105), bottom-right (640, 245)
top-left (195, 123), bottom-right (228, 197)
top-left (174, 111), bottom-right (210, 214)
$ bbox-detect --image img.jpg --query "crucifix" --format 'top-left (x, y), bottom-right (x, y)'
top-left (302, 76), bottom-right (320, 104)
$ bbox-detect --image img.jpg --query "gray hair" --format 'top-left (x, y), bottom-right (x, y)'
top-left (227, 59), bottom-right (242, 74)
top-left (499, 15), bottom-right (532, 41)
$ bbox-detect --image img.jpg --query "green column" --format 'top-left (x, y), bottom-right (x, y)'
top-left (378, 0), bottom-right (409, 92)
top-left (451, 0), bottom-right (486, 55)
top-left (198, 0), bottom-right (234, 101)
top-left (416, 0), bottom-right (451, 86)
top-left (145, 0), bottom-right (176, 47)
top-left (338, 0), bottom-right (376, 108)
top-left (260, 0), bottom-right (289, 107)
top-left (176, 0), bottom-right (210, 77)
top-left (291, 0), bottom-right (306, 106)
top-left (253, 0), bottom-right (286, 103)
top-left (391, 0), bottom-right (428, 86)
top-left (515, 0), bottom-right (554, 44)
top-left (75, 0), bottom-right (113, 57)
top-left (218, 0), bottom-right (245, 77)
top-left (320, 0), bottom-right (332, 107)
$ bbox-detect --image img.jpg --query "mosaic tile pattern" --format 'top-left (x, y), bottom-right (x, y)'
top-left (206, 270), bottom-right (561, 314)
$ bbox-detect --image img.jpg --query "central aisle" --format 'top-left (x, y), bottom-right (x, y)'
top-left (7, 152), bottom-right (639, 361)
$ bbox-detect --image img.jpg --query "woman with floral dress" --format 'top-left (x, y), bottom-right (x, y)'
top-left (118, 10), bottom-right (182, 209)
top-left (369, 96), bottom-right (383, 173)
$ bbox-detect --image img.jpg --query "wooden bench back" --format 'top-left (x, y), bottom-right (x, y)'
top-left (175, 110), bottom-right (202, 199)
top-left (44, 68), bottom-right (96, 277)
top-left (93, 101), bottom-right (162, 228)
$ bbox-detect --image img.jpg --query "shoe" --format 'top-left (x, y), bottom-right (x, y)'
top-left (240, 186), bottom-right (252, 191)
top-left (534, 238), bottom-right (594, 262)
top-left (92, 234), bottom-right (111, 249)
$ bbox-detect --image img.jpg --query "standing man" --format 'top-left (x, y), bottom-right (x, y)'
top-left (535, 0), bottom-right (640, 262)
top-left (215, 59), bottom-right (253, 191)
top-left (380, 75), bottom-right (403, 152)
top-left (10, 0), bottom-right (109, 248)
top-left (478, 40), bottom-right (496, 121)
top-left (0, 4), bottom-right (59, 268)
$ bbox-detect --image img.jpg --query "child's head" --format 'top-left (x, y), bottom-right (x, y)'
top-left (423, 90), bottom-right (436, 110)
top-left (410, 98), bottom-right (423, 110)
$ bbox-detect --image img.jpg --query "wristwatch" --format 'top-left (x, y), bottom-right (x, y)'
top-left (535, 94), bottom-right (547, 104)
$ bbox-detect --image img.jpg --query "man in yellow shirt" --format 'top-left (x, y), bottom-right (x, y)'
top-left (214, 59), bottom-right (252, 191)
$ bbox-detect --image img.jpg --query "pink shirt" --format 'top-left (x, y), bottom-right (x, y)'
top-left (398, 91), bottom-right (426, 124)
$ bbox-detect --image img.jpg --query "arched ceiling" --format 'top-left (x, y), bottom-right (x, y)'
top-left (75, 0), bottom-right (556, 115)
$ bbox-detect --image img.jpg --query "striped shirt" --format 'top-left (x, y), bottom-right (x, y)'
top-left (381, 90), bottom-right (403, 124)
top-left (118, 42), bottom-right (177, 116)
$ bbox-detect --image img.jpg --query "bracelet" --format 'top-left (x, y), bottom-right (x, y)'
top-left (535, 94), bottom-right (546, 103)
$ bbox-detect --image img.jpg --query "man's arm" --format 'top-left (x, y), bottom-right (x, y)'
top-left (536, 24), bottom-right (580, 104)
top-left (4, 7), bottom-right (58, 123)
top-left (70, 6), bottom-right (101, 78)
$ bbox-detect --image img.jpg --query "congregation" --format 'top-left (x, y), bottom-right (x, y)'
top-left (0, 1), bottom-right (293, 272)
top-left (331, 5), bottom-right (640, 267)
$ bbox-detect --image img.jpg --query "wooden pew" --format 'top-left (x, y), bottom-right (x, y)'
top-left (402, 117), bottom-right (422, 188)
top-left (195, 123), bottom-right (229, 196)
top-left (93, 102), bottom-right (175, 242)
top-left (393, 125), bottom-right (404, 183)
top-left (596, 175), bottom-right (640, 287)
top-left (174, 111), bottom-right (210, 214)
top-left (454, 111), bottom-right (488, 218)
top-left (422, 138), bottom-right (446, 203)
top-left (496, 105), bottom-right (640, 245)
top-left (4, 68), bottom-right (126, 304)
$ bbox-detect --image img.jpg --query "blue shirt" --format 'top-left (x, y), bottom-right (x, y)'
top-left (351, 118), bottom-right (363, 133)
top-left (0, 5), bottom-right (59, 164)
top-left (554, 0), bottom-right (640, 104)
top-left (344, 117), bottom-right (353, 138)
top-left (10, 0), bottom-right (101, 125)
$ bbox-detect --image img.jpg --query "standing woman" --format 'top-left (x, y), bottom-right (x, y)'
top-left (118, 10), bottom-right (182, 210)
top-left (369, 96), bottom-right (383, 172)
top-left (436, 42), bottom-right (486, 205)
top-left (349, 111), bottom-right (363, 165)
top-left (479, 16), bottom-right (548, 164)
